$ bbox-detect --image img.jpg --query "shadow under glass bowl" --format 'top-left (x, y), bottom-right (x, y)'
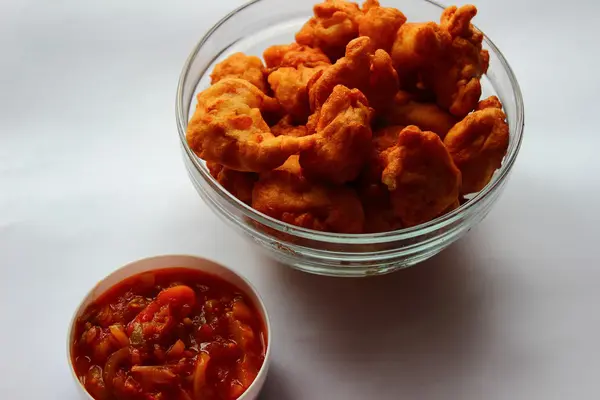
top-left (175, 0), bottom-right (525, 277)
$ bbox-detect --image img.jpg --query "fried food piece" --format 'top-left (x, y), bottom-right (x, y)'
top-left (356, 124), bottom-right (403, 233)
top-left (252, 156), bottom-right (365, 233)
top-left (296, 0), bottom-right (362, 61)
top-left (210, 52), bottom-right (268, 93)
top-left (186, 79), bottom-right (315, 172)
top-left (308, 37), bottom-right (371, 110)
top-left (359, 124), bottom-right (405, 200)
top-left (358, 0), bottom-right (406, 53)
top-left (390, 5), bottom-right (488, 117)
top-left (271, 115), bottom-right (309, 138)
top-left (359, 181), bottom-right (403, 233)
top-left (383, 91), bottom-right (458, 138)
top-left (391, 22), bottom-right (450, 72)
top-left (360, 0), bottom-right (379, 11)
top-left (372, 124), bottom-right (405, 154)
top-left (476, 95), bottom-right (502, 111)
top-left (264, 43), bottom-right (331, 122)
top-left (308, 36), bottom-right (399, 112)
top-left (425, 5), bottom-right (489, 117)
top-left (357, 125), bottom-right (409, 233)
top-left (441, 198), bottom-right (460, 214)
top-left (268, 64), bottom-right (329, 122)
top-left (381, 125), bottom-right (461, 227)
top-left (443, 96), bottom-right (509, 194)
top-left (361, 124), bottom-right (405, 183)
top-left (300, 85), bottom-right (373, 184)
top-left (368, 49), bottom-right (402, 113)
top-left (207, 162), bottom-right (257, 205)
top-left (263, 43), bottom-right (331, 70)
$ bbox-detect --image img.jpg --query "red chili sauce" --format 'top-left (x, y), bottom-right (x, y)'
top-left (71, 269), bottom-right (266, 400)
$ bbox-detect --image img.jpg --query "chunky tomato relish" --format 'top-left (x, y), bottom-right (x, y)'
top-left (71, 268), bottom-right (266, 400)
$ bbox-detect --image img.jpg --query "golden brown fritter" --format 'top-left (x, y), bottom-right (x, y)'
top-left (476, 95), bottom-right (502, 111)
top-left (381, 125), bottom-right (461, 227)
top-left (186, 78), bottom-right (314, 172)
top-left (296, 0), bottom-right (362, 61)
top-left (268, 64), bottom-right (329, 123)
top-left (360, 124), bottom-right (405, 186)
top-left (360, 0), bottom-right (379, 11)
top-left (368, 49), bottom-right (402, 113)
top-left (353, 127), bottom-right (402, 233)
top-left (263, 43), bottom-right (331, 70)
top-left (264, 43), bottom-right (331, 123)
top-left (383, 91), bottom-right (458, 138)
top-left (252, 156), bottom-right (365, 233)
top-left (271, 115), bottom-right (309, 138)
top-left (210, 52), bottom-right (268, 93)
top-left (390, 5), bottom-right (488, 117)
top-left (358, 0), bottom-right (407, 53)
top-left (359, 181), bottom-right (403, 233)
top-left (372, 124), bottom-right (405, 153)
top-left (207, 162), bottom-right (257, 205)
top-left (425, 5), bottom-right (489, 117)
top-left (308, 36), bottom-right (399, 112)
top-left (308, 36), bottom-right (371, 110)
top-left (391, 22), bottom-right (450, 73)
top-left (441, 198), bottom-right (461, 214)
top-left (300, 85), bottom-right (373, 184)
top-left (443, 96), bottom-right (509, 194)
top-left (358, 124), bottom-right (406, 233)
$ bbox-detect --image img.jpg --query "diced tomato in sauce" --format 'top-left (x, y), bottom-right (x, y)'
top-left (72, 269), bottom-right (266, 400)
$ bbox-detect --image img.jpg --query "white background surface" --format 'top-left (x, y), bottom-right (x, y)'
top-left (1, 0), bottom-right (599, 399)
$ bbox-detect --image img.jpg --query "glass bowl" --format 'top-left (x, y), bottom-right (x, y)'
top-left (175, 0), bottom-right (525, 277)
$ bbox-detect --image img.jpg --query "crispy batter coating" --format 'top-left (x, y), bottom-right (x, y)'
top-left (358, 124), bottom-right (402, 196)
top-left (368, 49), bottom-right (402, 113)
top-left (271, 115), bottom-right (309, 138)
top-left (252, 156), bottom-right (365, 233)
top-left (373, 124), bottom-right (405, 153)
top-left (357, 124), bottom-right (406, 233)
top-left (308, 37), bottom-right (371, 110)
top-left (443, 96), bottom-right (509, 194)
top-left (476, 95), bottom-right (502, 111)
top-left (358, 0), bottom-right (407, 53)
top-left (391, 22), bottom-right (449, 72)
top-left (296, 0), bottom-right (362, 61)
top-left (361, 123), bottom-right (463, 228)
top-left (268, 64), bottom-right (329, 123)
top-left (391, 5), bottom-right (488, 117)
top-left (426, 5), bottom-right (489, 117)
top-left (361, 0), bottom-right (379, 11)
top-left (300, 85), bottom-right (373, 184)
top-left (384, 91), bottom-right (458, 138)
top-left (210, 52), bottom-right (268, 93)
top-left (361, 124), bottom-right (405, 183)
top-left (440, 4), bottom-right (483, 43)
top-left (207, 162), bottom-right (257, 205)
top-left (186, 79), bottom-right (315, 172)
top-left (359, 181), bottom-right (403, 233)
top-left (442, 198), bottom-right (461, 214)
top-left (264, 43), bottom-right (332, 123)
top-left (381, 125), bottom-right (461, 227)
top-left (308, 36), bottom-right (399, 112)
top-left (263, 43), bottom-right (331, 70)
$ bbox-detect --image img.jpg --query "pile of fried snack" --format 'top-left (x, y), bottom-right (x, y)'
top-left (186, 0), bottom-right (509, 234)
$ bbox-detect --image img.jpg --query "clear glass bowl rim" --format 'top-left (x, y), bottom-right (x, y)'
top-left (175, 0), bottom-right (525, 245)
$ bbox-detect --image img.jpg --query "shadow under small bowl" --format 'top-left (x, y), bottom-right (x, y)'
top-left (176, 0), bottom-right (525, 277)
top-left (67, 255), bottom-right (271, 400)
